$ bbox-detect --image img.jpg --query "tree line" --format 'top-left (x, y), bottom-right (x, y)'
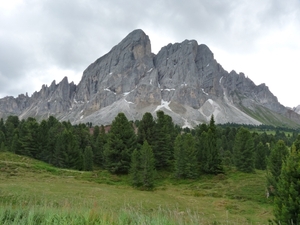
top-left (1, 112), bottom-right (300, 222)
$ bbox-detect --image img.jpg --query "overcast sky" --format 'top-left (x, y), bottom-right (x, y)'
top-left (1, 0), bottom-right (299, 108)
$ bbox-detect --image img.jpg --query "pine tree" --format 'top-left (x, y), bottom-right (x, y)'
top-left (182, 133), bottom-right (198, 179)
top-left (152, 111), bottom-right (172, 169)
top-left (0, 131), bottom-right (5, 152)
top-left (10, 133), bottom-right (20, 154)
top-left (104, 113), bottom-right (137, 174)
top-left (83, 146), bottom-right (93, 171)
top-left (93, 125), bottom-right (106, 168)
top-left (36, 120), bottom-right (49, 160)
top-left (137, 112), bottom-right (156, 148)
top-left (293, 134), bottom-right (300, 151)
top-left (140, 141), bottom-right (155, 190)
top-left (174, 134), bottom-right (185, 178)
top-left (273, 147), bottom-right (300, 225)
top-left (233, 127), bottom-right (255, 173)
top-left (174, 133), bottom-right (198, 179)
top-left (267, 140), bottom-right (289, 196)
top-left (18, 118), bottom-right (40, 158)
top-left (130, 149), bottom-right (142, 187)
top-left (202, 128), bottom-right (223, 174)
top-left (255, 142), bottom-right (267, 170)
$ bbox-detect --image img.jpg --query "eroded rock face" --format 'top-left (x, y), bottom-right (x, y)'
top-left (1, 29), bottom-right (300, 127)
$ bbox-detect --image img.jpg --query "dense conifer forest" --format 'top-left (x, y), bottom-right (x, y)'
top-left (1, 112), bottom-right (300, 223)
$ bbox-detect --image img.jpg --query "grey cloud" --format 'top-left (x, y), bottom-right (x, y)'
top-left (0, 0), bottom-right (299, 104)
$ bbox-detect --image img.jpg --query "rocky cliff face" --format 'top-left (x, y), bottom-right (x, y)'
top-left (1, 29), bottom-right (300, 128)
top-left (294, 105), bottom-right (300, 115)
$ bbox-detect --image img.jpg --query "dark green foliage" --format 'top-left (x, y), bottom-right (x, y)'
top-left (104, 113), bottom-right (137, 174)
top-left (0, 130), bottom-right (5, 151)
top-left (18, 118), bottom-right (40, 158)
top-left (83, 146), bottom-right (93, 171)
top-left (93, 125), bottom-right (106, 168)
top-left (202, 129), bottom-right (223, 174)
top-left (273, 147), bottom-right (300, 225)
top-left (152, 111), bottom-right (175, 169)
top-left (53, 129), bottom-right (82, 169)
top-left (174, 134), bottom-right (185, 178)
top-left (267, 140), bottom-right (289, 196)
top-left (293, 134), bottom-right (300, 151)
top-left (4, 116), bottom-right (19, 150)
top-left (255, 142), bottom-right (267, 170)
top-left (130, 149), bottom-right (142, 187)
top-left (139, 141), bottom-right (155, 190)
top-left (42, 122), bottom-right (64, 165)
top-left (130, 141), bottom-right (155, 189)
top-left (137, 112), bottom-right (156, 148)
top-left (10, 133), bottom-right (20, 154)
top-left (196, 116), bottom-right (223, 175)
top-left (233, 127), bottom-right (255, 173)
top-left (0, 141), bottom-right (5, 152)
top-left (174, 133), bottom-right (198, 179)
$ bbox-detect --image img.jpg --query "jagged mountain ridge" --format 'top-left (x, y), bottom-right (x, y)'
top-left (1, 29), bottom-right (300, 128)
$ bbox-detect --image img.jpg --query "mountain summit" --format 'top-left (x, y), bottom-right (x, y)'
top-left (1, 29), bottom-right (300, 128)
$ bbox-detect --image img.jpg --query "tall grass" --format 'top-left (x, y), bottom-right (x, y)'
top-left (0, 152), bottom-right (273, 224)
top-left (0, 203), bottom-right (268, 225)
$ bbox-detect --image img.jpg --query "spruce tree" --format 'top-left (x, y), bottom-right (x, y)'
top-left (273, 147), bottom-right (300, 225)
top-left (174, 134), bottom-right (185, 178)
top-left (18, 118), bottom-right (40, 158)
top-left (83, 146), bottom-right (94, 171)
top-left (183, 133), bottom-right (198, 179)
top-left (174, 133), bottom-right (198, 179)
top-left (255, 142), bottom-right (267, 170)
top-left (267, 140), bottom-right (289, 196)
top-left (152, 111), bottom-right (172, 169)
top-left (10, 133), bottom-right (19, 154)
top-left (93, 125), bottom-right (106, 168)
top-left (0, 131), bottom-right (5, 152)
top-left (137, 112), bottom-right (156, 148)
top-left (130, 149), bottom-right (142, 187)
top-left (104, 113), bottom-right (137, 174)
top-left (140, 141), bottom-right (155, 190)
top-left (233, 127), bottom-right (255, 173)
top-left (202, 128), bottom-right (223, 174)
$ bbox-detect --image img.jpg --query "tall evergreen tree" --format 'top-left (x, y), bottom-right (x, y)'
top-left (93, 125), bottom-right (107, 168)
top-left (130, 149), bottom-right (142, 187)
top-left (36, 120), bottom-right (49, 161)
top-left (293, 134), bottom-right (300, 151)
top-left (83, 146), bottom-right (94, 171)
top-left (140, 141), bottom-right (155, 190)
top-left (5, 116), bottom-right (19, 151)
top-left (53, 129), bottom-right (82, 169)
top-left (104, 113), bottom-right (137, 174)
top-left (255, 142), bottom-right (267, 170)
top-left (201, 128), bottom-right (223, 174)
top-left (233, 127), bottom-right (255, 173)
top-left (174, 134), bottom-right (186, 178)
top-left (137, 112), bottom-right (156, 148)
top-left (10, 133), bottom-right (20, 154)
top-left (18, 118), bottom-right (40, 158)
top-left (174, 133), bottom-right (198, 179)
top-left (273, 147), bottom-right (300, 225)
top-left (267, 140), bottom-right (289, 196)
top-left (0, 130), bottom-right (5, 152)
top-left (152, 111), bottom-right (172, 169)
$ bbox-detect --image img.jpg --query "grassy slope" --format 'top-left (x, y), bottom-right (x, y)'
top-left (239, 104), bottom-right (300, 129)
top-left (0, 152), bottom-right (273, 224)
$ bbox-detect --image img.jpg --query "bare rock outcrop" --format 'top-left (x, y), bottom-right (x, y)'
top-left (1, 29), bottom-right (300, 128)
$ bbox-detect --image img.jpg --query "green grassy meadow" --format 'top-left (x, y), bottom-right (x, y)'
top-left (0, 152), bottom-right (273, 224)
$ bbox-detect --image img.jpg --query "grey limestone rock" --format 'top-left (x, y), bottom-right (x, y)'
top-left (1, 29), bottom-right (300, 128)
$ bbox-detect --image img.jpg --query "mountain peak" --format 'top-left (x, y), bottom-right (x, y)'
top-left (1, 29), bottom-right (300, 128)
